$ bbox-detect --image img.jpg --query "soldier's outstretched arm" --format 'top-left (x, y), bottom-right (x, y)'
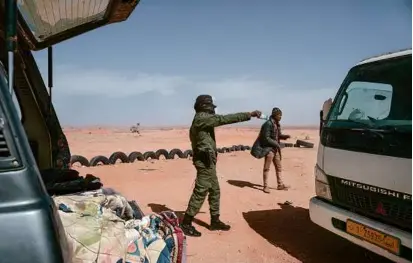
top-left (194, 112), bottom-right (252, 129)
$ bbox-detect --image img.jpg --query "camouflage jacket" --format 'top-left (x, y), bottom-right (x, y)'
top-left (190, 112), bottom-right (251, 167)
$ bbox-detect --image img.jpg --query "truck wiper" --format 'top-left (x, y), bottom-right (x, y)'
top-left (375, 125), bottom-right (410, 134)
top-left (350, 127), bottom-right (385, 139)
top-left (346, 118), bottom-right (375, 128)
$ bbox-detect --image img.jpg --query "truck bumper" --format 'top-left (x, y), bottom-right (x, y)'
top-left (309, 197), bottom-right (412, 263)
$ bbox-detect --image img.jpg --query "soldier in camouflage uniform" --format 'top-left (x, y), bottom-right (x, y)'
top-left (180, 95), bottom-right (261, 237)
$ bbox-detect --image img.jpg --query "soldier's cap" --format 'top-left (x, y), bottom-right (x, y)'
top-left (272, 107), bottom-right (282, 114)
top-left (194, 95), bottom-right (217, 108)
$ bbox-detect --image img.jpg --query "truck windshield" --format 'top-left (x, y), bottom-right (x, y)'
top-left (327, 55), bottom-right (411, 132)
top-left (323, 54), bottom-right (411, 159)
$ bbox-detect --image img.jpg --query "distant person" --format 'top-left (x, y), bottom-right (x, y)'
top-left (251, 107), bottom-right (290, 193)
top-left (180, 94), bottom-right (261, 237)
top-left (130, 122), bottom-right (141, 134)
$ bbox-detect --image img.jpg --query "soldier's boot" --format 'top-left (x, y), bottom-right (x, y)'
top-left (180, 213), bottom-right (201, 237)
top-left (209, 215), bottom-right (231, 231)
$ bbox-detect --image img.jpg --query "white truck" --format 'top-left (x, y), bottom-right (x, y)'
top-left (309, 49), bottom-right (412, 263)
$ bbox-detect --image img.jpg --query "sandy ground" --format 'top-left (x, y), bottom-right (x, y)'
top-left (67, 127), bottom-right (392, 263)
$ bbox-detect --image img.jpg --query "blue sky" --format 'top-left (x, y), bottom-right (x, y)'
top-left (32, 0), bottom-right (412, 127)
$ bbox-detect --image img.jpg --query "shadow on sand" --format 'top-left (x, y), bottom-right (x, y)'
top-left (243, 204), bottom-right (392, 263)
top-left (227, 179), bottom-right (279, 191)
top-left (147, 203), bottom-right (209, 229)
top-left (227, 179), bottom-right (262, 191)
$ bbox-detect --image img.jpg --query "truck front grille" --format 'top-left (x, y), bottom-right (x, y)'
top-left (328, 176), bottom-right (412, 231)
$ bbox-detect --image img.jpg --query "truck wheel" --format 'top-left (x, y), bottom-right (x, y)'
top-left (70, 155), bottom-right (89, 167)
top-left (109, 151), bottom-right (129, 164)
top-left (89, 155), bottom-right (110, 166)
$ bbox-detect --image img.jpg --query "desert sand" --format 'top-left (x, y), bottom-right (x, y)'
top-left (66, 126), bottom-right (392, 263)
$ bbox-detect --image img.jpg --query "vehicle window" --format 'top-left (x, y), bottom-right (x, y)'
top-left (328, 55), bottom-right (412, 131)
top-left (18, 0), bottom-right (110, 41)
top-left (334, 82), bottom-right (393, 121)
top-left (0, 65), bottom-right (23, 121)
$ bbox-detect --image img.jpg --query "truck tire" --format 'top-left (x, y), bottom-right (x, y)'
top-left (168, 148), bottom-right (184, 159)
top-left (89, 155), bottom-right (110, 166)
top-left (109, 151), bottom-right (129, 165)
top-left (155, 149), bottom-right (169, 160)
top-left (70, 155), bottom-right (90, 167)
top-left (128, 151), bottom-right (144, 162)
top-left (243, 146), bottom-right (251, 150)
top-left (143, 151), bottom-right (157, 160)
top-left (296, 139), bottom-right (314, 148)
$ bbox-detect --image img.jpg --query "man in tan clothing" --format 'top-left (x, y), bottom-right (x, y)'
top-left (251, 107), bottom-right (290, 193)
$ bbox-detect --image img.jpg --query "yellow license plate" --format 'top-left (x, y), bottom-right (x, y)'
top-left (346, 219), bottom-right (401, 255)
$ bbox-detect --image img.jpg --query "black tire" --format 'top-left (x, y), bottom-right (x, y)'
top-left (296, 139), bottom-right (314, 148)
top-left (143, 151), bottom-right (158, 160)
top-left (232, 145), bottom-right (241, 151)
top-left (293, 143), bottom-right (300, 148)
top-left (168, 148), bottom-right (184, 159)
top-left (108, 151), bottom-right (129, 165)
top-left (217, 148), bottom-right (225, 153)
top-left (128, 151), bottom-right (144, 162)
top-left (243, 146), bottom-right (251, 150)
top-left (238, 145), bottom-right (245, 151)
top-left (229, 146), bottom-right (236, 152)
top-left (183, 149), bottom-right (193, 158)
top-left (70, 155), bottom-right (90, 167)
top-left (155, 149), bottom-right (169, 160)
top-left (221, 147), bottom-right (230, 153)
top-left (284, 143), bottom-right (294, 148)
top-left (89, 155), bottom-right (110, 166)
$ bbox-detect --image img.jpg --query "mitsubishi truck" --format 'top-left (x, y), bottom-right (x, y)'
top-left (309, 49), bottom-right (412, 263)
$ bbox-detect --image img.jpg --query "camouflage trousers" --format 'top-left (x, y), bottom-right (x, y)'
top-left (263, 150), bottom-right (284, 187)
top-left (185, 165), bottom-right (220, 217)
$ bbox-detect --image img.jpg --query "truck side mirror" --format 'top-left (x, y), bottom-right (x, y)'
top-left (319, 110), bottom-right (324, 136)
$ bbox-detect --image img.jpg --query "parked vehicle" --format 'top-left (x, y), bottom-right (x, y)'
top-left (310, 49), bottom-right (412, 263)
top-left (0, 1), bottom-right (139, 262)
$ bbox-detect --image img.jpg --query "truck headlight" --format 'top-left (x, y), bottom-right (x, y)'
top-left (315, 165), bottom-right (332, 201)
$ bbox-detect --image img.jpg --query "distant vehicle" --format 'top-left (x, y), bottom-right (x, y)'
top-left (310, 49), bottom-right (412, 263)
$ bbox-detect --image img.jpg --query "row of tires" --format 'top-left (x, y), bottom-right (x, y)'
top-left (70, 140), bottom-right (314, 167)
